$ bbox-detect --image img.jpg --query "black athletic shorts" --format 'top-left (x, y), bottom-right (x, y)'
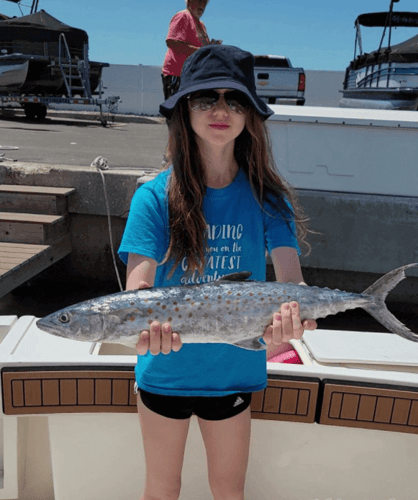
top-left (138, 388), bottom-right (252, 421)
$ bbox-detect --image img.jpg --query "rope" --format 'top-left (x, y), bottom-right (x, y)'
top-left (90, 156), bottom-right (124, 292)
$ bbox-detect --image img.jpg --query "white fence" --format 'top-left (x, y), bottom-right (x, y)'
top-left (51, 64), bottom-right (345, 116)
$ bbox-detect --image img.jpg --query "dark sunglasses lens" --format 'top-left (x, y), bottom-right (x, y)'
top-left (188, 90), bottom-right (248, 112)
top-left (188, 91), bottom-right (218, 111)
top-left (224, 91), bottom-right (247, 111)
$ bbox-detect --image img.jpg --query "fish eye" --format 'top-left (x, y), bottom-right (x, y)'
top-left (58, 313), bottom-right (71, 324)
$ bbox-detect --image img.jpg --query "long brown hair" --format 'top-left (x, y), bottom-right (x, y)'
top-left (163, 98), bottom-right (310, 275)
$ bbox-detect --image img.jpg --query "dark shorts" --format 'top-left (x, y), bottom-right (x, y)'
top-left (161, 74), bottom-right (181, 100)
top-left (139, 388), bottom-right (252, 421)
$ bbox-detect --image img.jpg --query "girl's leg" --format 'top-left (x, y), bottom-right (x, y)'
top-left (198, 406), bottom-right (251, 500)
top-left (137, 396), bottom-right (191, 500)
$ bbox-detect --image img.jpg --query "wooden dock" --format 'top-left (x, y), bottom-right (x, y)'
top-left (0, 185), bottom-right (75, 298)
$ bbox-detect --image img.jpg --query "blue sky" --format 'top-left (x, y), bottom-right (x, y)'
top-left (1, 0), bottom-right (418, 70)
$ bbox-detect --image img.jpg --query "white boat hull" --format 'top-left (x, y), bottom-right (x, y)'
top-left (1, 317), bottom-right (418, 499)
top-left (340, 62), bottom-right (418, 110)
top-left (0, 60), bottom-right (29, 89)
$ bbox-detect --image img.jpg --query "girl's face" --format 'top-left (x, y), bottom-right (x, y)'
top-left (188, 89), bottom-right (247, 149)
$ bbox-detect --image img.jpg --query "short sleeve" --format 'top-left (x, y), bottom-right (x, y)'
top-left (263, 201), bottom-right (300, 255)
top-left (118, 184), bottom-right (168, 265)
top-left (166, 11), bottom-right (191, 43)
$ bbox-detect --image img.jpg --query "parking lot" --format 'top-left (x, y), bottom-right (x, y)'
top-left (0, 111), bottom-right (168, 171)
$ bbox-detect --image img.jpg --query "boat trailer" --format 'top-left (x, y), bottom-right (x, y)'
top-left (0, 93), bottom-right (120, 127)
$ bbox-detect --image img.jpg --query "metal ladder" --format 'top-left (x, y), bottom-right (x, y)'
top-left (58, 33), bottom-right (92, 98)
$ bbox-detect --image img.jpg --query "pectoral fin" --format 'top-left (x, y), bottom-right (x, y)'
top-left (233, 337), bottom-right (266, 351)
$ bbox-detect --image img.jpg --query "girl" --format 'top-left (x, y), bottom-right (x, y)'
top-left (119, 44), bottom-right (316, 500)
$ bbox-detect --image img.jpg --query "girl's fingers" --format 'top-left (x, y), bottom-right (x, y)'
top-left (290, 301), bottom-right (304, 339)
top-left (272, 312), bottom-right (284, 345)
top-left (263, 324), bottom-right (273, 345)
top-left (136, 331), bottom-right (150, 355)
top-left (136, 322), bottom-right (182, 355)
top-left (149, 321), bottom-right (162, 355)
top-left (160, 323), bottom-right (172, 355)
top-left (303, 319), bottom-right (318, 331)
top-left (171, 332), bottom-right (183, 352)
top-left (279, 303), bottom-right (293, 343)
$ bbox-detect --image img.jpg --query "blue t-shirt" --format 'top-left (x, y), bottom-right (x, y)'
top-left (118, 168), bottom-right (298, 396)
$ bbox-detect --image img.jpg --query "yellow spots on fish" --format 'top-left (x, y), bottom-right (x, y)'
top-left (156, 302), bottom-right (161, 306)
top-left (129, 316), bottom-right (135, 322)
top-left (144, 299), bottom-right (149, 303)
top-left (191, 301), bottom-right (195, 306)
top-left (250, 292), bottom-right (254, 296)
top-left (148, 309), bottom-right (153, 315)
top-left (258, 292), bottom-right (262, 296)
top-left (226, 300), bottom-right (231, 305)
top-left (227, 290), bottom-right (232, 295)
top-left (173, 301), bottom-right (178, 305)
top-left (186, 298), bottom-right (191, 302)
top-left (162, 305), bottom-right (166, 310)
top-left (175, 307), bottom-right (180, 312)
top-left (168, 317), bottom-right (172, 322)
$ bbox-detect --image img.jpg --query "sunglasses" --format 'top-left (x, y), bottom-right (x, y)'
top-left (187, 90), bottom-right (248, 113)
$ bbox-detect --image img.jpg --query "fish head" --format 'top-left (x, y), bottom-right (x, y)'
top-left (36, 303), bottom-right (105, 343)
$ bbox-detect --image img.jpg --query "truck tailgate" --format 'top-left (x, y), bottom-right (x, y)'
top-left (255, 68), bottom-right (300, 94)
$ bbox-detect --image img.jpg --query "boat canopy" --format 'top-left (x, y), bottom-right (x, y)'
top-left (356, 11), bottom-right (418, 28)
top-left (0, 10), bottom-right (88, 51)
top-left (350, 33), bottom-right (418, 70)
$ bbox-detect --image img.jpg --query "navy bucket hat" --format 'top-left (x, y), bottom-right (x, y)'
top-left (159, 45), bottom-right (274, 120)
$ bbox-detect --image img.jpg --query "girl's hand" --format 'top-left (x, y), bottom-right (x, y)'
top-left (137, 321), bottom-right (182, 356)
top-left (263, 301), bottom-right (317, 345)
top-left (135, 281), bottom-right (182, 355)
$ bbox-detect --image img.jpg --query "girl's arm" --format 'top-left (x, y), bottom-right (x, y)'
top-left (264, 247), bottom-right (317, 359)
top-left (126, 253), bottom-right (182, 355)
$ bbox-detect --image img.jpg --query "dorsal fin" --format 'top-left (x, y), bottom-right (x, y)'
top-left (218, 271), bottom-right (252, 282)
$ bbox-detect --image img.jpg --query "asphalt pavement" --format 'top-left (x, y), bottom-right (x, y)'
top-left (0, 109), bottom-right (168, 170)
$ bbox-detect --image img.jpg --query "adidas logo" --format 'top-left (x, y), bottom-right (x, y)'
top-left (233, 396), bottom-right (244, 407)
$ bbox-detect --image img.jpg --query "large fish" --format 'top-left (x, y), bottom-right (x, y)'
top-left (36, 264), bottom-right (418, 349)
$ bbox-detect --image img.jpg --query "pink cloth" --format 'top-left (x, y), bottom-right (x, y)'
top-left (162, 9), bottom-right (209, 76)
top-left (268, 348), bottom-right (303, 364)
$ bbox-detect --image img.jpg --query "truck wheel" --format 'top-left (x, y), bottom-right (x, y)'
top-left (23, 103), bottom-right (37, 120)
top-left (35, 104), bottom-right (47, 120)
top-left (23, 103), bottom-right (47, 120)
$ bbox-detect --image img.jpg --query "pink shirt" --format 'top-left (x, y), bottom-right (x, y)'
top-left (162, 9), bottom-right (209, 77)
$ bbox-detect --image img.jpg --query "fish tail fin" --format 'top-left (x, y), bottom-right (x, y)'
top-left (362, 264), bottom-right (418, 343)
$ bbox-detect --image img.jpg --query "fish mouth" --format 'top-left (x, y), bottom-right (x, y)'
top-left (36, 318), bottom-right (63, 336)
top-left (36, 318), bottom-right (53, 332)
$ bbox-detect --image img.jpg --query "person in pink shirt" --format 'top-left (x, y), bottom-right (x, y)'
top-left (162, 0), bottom-right (221, 99)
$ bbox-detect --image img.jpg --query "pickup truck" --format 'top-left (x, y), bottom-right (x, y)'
top-left (254, 55), bottom-right (305, 106)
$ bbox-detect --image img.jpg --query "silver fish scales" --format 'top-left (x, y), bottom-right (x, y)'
top-left (36, 264), bottom-right (418, 349)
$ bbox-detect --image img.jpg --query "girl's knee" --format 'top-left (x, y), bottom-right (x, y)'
top-left (208, 474), bottom-right (245, 499)
top-left (144, 477), bottom-right (181, 500)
